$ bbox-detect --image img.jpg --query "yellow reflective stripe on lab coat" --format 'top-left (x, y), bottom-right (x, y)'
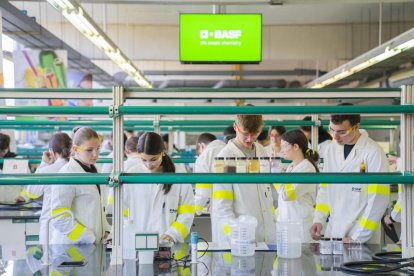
top-left (67, 246), bottom-right (84, 262)
top-left (367, 184), bottom-right (390, 196)
top-left (50, 270), bottom-right (69, 276)
top-left (21, 189), bottom-right (40, 199)
top-left (195, 205), bottom-right (204, 212)
top-left (171, 221), bottom-right (188, 240)
top-left (108, 196), bottom-right (113, 204)
top-left (212, 190), bottom-right (234, 200)
top-left (223, 252), bottom-right (232, 264)
top-left (223, 224), bottom-right (231, 236)
top-left (174, 243), bottom-right (189, 260)
top-left (51, 207), bottom-right (71, 217)
top-left (394, 202), bottom-right (401, 213)
top-left (271, 206), bottom-right (275, 215)
top-left (273, 184), bottom-right (281, 190)
top-left (359, 217), bottom-right (378, 231)
top-left (196, 183), bottom-right (212, 189)
top-left (319, 183), bottom-right (328, 188)
top-left (315, 203), bottom-right (330, 215)
top-left (398, 184), bottom-right (402, 193)
top-left (177, 266), bottom-right (191, 275)
top-left (177, 205), bottom-right (195, 215)
top-left (123, 209), bottom-right (129, 217)
top-left (68, 223), bottom-right (85, 242)
top-left (286, 184), bottom-right (296, 201)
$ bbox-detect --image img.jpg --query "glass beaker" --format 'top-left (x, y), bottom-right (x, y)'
top-left (276, 222), bottom-right (302, 259)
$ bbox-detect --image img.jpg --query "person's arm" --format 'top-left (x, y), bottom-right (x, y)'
top-left (212, 184), bottom-right (236, 240)
top-left (278, 184), bottom-right (315, 202)
top-left (311, 183), bottom-right (330, 240)
top-left (350, 149), bottom-right (390, 243)
top-left (165, 185), bottom-right (195, 243)
top-left (194, 155), bottom-right (213, 215)
top-left (50, 185), bottom-right (96, 244)
top-left (390, 185), bottom-right (402, 222)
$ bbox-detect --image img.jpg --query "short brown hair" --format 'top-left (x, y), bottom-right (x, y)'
top-left (235, 114), bottom-right (263, 133)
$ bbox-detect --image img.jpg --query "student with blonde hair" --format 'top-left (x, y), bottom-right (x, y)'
top-left (50, 127), bottom-right (110, 244)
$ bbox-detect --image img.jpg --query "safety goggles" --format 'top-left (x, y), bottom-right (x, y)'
top-left (75, 146), bottom-right (100, 154)
top-left (329, 126), bottom-right (354, 138)
top-left (280, 142), bottom-right (293, 151)
top-left (234, 124), bottom-right (260, 140)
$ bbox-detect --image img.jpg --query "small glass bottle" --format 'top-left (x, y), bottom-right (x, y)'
top-left (320, 254), bottom-right (333, 271)
top-left (332, 238), bottom-right (343, 255)
top-left (270, 157), bottom-right (281, 173)
top-left (360, 160), bottom-right (366, 173)
top-left (236, 157), bottom-right (247, 173)
top-left (214, 157), bottom-right (225, 173)
top-left (320, 237), bottom-right (333, 255)
top-left (224, 157), bottom-right (237, 173)
top-left (259, 157), bottom-right (270, 173)
top-left (247, 157), bottom-right (260, 173)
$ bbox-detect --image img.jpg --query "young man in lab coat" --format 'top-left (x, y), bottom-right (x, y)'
top-left (310, 105), bottom-right (390, 244)
top-left (212, 113), bottom-right (276, 243)
top-left (194, 133), bottom-right (226, 216)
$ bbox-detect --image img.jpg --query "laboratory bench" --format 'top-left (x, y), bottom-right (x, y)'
top-left (0, 242), bottom-right (406, 275)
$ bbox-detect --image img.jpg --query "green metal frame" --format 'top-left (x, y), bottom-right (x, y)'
top-left (119, 105), bottom-right (413, 115)
top-left (0, 172), bottom-right (412, 185)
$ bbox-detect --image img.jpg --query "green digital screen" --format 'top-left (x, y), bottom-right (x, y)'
top-left (180, 14), bottom-right (262, 64)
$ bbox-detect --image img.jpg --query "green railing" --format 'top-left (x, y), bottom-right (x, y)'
top-left (0, 105), bottom-right (412, 115)
top-left (0, 173), bottom-right (412, 185)
top-left (119, 105), bottom-right (413, 115)
top-left (0, 157), bottom-right (196, 164)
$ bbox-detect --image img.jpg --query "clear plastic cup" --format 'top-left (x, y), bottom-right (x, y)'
top-left (231, 256), bottom-right (255, 275)
top-left (276, 222), bottom-right (302, 259)
top-left (230, 216), bottom-right (258, 257)
top-left (230, 240), bottom-right (255, 257)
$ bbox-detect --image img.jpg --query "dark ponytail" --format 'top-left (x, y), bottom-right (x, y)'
top-left (49, 133), bottom-right (72, 161)
top-left (138, 132), bottom-right (175, 194)
top-left (281, 130), bottom-right (320, 172)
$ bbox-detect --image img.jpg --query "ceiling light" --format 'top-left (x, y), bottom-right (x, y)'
top-left (46, 0), bottom-right (151, 88)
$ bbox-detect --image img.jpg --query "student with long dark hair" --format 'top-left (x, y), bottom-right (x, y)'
top-left (275, 129), bottom-right (318, 242)
top-left (125, 132), bottom-right (194, 243)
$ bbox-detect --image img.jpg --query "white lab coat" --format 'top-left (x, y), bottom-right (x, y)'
top-left (318, 140), bottom-right (332, 160)
top-left (264, 144), bottom-right (273, 157)
top-left (212, 140), bottom-right (276, 243)
top-left (23, 158), bottom-right (68, 244)
top-left (50, 158), bottom-right (109, 244)
top-left (194, 140), bottom-right (226, 215)
top-left (275, 159), bottom-right (317, 243)
top-left (313, 134), bottom-right (390, 243)
top-left (124, 165), bottom-right (195, 243)
top-left (100, 152), bottom-right (113, 173)
top-left (124, 155), bottom-right (140, 172)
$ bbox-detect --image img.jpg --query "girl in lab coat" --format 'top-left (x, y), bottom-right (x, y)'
top-left (276, 129), bottom-right (318, 242)
top-left (21, 133), bottom-right (72, 244)
top-left (50, 127), bottom-right (110, 244)
top-left (125, 132), bottom-right (194, 243)
top-left (268, 126), bottom-right (286, 157)
top-left (123, 136), bottom-right (140, 172)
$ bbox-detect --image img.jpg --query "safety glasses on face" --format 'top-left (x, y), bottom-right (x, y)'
top-left (141, 154), bottom-right (162, 165)
top-left (234, 124), bottom-right (260, 140)
top-left (329, 126), bottom-right (354, 138)
top-left (75, 146), bottom-right (100, 154)
top-left (280, 142), bottom-right (293, 151)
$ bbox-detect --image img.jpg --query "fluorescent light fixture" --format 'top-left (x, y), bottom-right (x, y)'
top-left (311, 37), bottom-right (414, 88)
top-left (46, 0), bottom-right (152, 88)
